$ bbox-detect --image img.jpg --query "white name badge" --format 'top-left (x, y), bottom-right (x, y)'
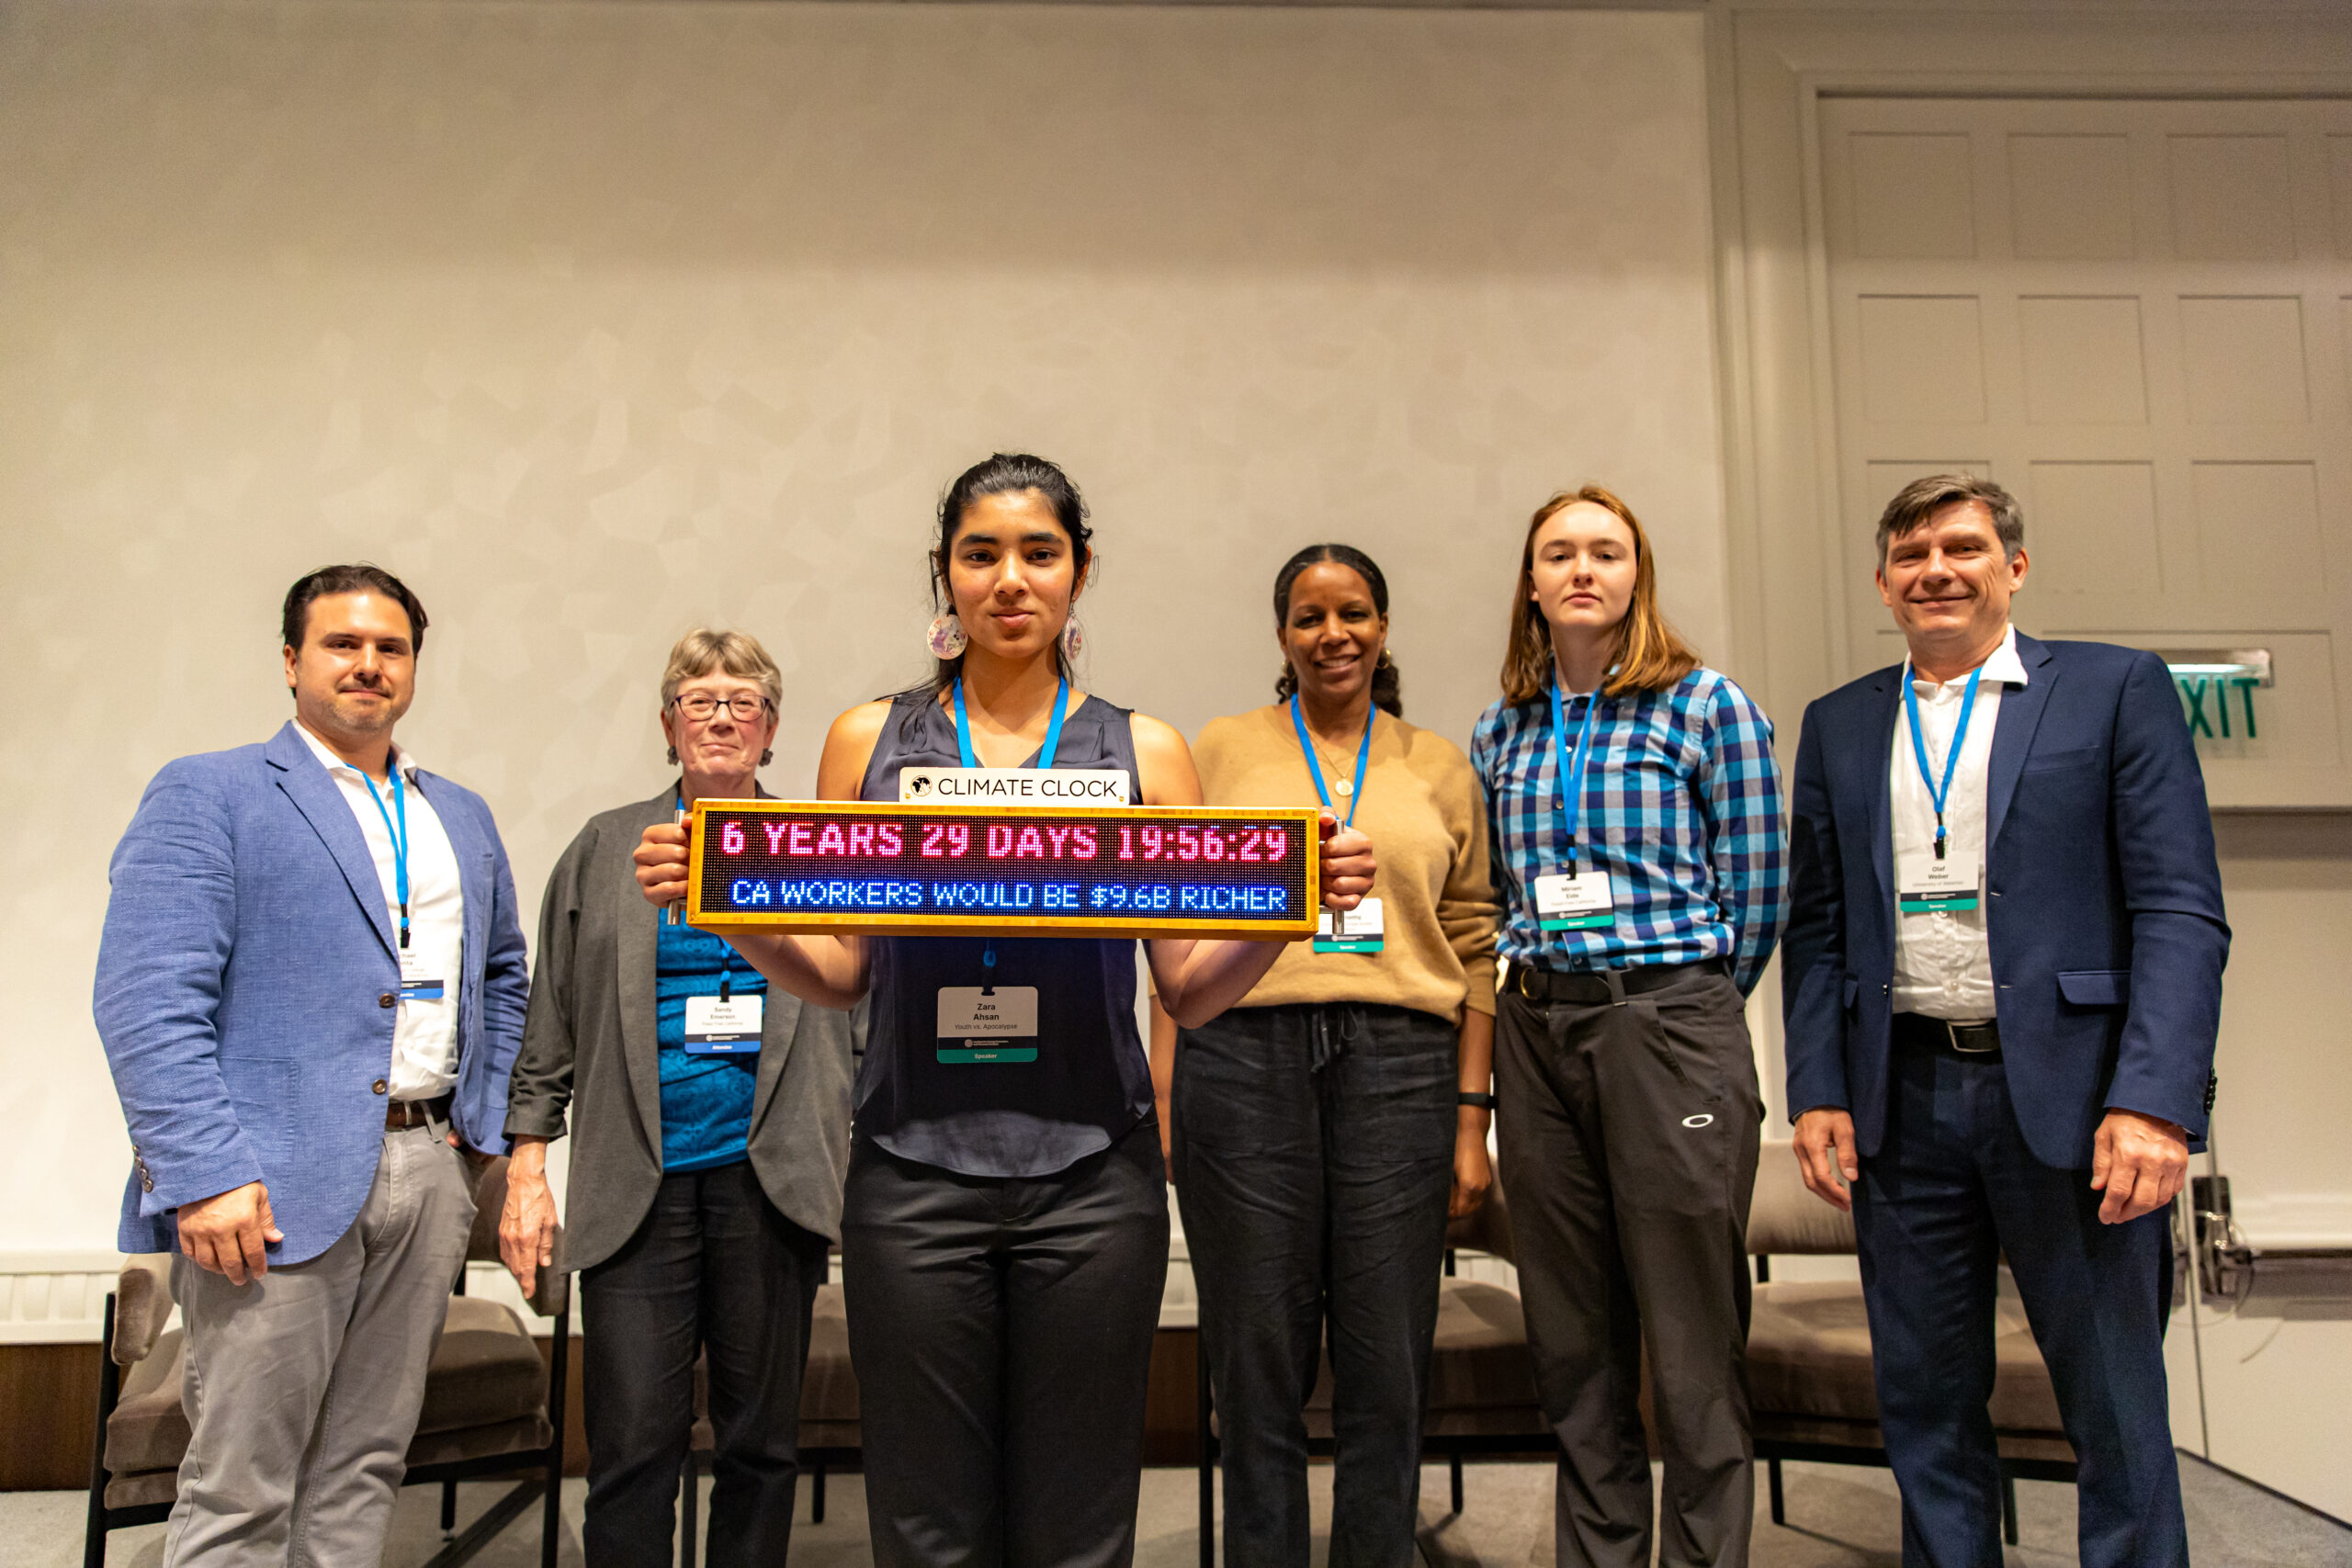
top-left (1534, 870), bottom-right (1616, 932)
top-left (683, 993), bottom-right (763, 1055)
top-left (396, 949), bottom-right (446, 1002)
top-left (1315, 896), bottom-right (1385, 954)
top-left (937, 986), bottom-right (1041, 1064)
top-left (1897, 852), bottom-right (1981, 914)
top-left (900, 768), bottom-right (1131, 806)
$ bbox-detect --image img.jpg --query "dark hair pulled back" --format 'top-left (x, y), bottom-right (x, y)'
top-left (280, 562), bottom-right (427, 654)
top-left (927, 453), bottom-right (1093, 696)
top-left (1272, 543), bottom-right (1401, 717)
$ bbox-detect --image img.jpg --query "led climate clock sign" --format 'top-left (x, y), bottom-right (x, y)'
top-left (686, 801), bottom-right (1322, 939)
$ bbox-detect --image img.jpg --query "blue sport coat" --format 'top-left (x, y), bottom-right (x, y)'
top-left (95, 721), bottom-right (530, 1263)
top-left (1781, 635), bottom-right (2229, 1170)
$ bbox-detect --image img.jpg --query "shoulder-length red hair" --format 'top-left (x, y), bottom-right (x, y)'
top-left (1499, 485), bottom-right (1701, 704)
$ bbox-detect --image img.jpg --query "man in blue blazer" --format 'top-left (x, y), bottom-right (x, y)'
top-left (1781, 475), bottom-right (2227, 1568)
top-left (95, 564), bottom-right (529, 1567)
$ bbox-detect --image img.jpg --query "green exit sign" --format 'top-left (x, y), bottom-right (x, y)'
top-left (2160, 649), bottom-right (2269, 742)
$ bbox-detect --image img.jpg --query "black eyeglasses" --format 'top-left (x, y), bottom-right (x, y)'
top-left (670, 694), bottom-right (772, 723)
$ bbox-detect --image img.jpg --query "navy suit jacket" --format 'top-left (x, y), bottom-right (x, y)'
top-left (1781, 636), bottom-right (2229, 1170)
top-left (95, 721), bottom-right (530, 1263)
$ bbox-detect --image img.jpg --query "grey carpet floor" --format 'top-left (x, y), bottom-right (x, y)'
top-left (19, 1452), bottom-right (2347, 1568)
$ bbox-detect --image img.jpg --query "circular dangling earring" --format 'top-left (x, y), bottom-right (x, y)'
top-left (1060, 617), bottom-right (1085, 663)
top-left (927, 612), bottom-right (968, 660)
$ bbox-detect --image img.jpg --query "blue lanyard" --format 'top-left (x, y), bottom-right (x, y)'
top-left (954, 675), bottom-right (1069, 771)
top-left (1904, 663), bottom-right (1984, 862)
top-left (1290, 695), bottom-right (1372, 829)
top-left (1548, 676), bottom-right (1603, 873)
top-left (363, 763), bottom-right (412, 950)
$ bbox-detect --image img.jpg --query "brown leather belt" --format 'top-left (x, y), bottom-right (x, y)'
top-left (385, 1093), bottom-right (454, 1130)
top-left (1506, 958), bottom-right (1726, 1006)
top-left (1893, 1012), bottom-right (2003, 1060)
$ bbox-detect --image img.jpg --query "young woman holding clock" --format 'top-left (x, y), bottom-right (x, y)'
top-left (632, 453), bottom-right (1374, 1568)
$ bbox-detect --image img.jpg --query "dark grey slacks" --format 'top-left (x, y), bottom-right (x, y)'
top-left (578, 1159), bottom-right (829, 1568)
top-left (1495, 962), bottom-right (1763, 1568)
top-left (841, 1123), bottom-right (1170, 1568)
top-left (1172, 1001), bottom-right (1458, 1568)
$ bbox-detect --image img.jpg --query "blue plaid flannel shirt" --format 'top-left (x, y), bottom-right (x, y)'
top-left (1470, 667), bottom-right (1788, 995)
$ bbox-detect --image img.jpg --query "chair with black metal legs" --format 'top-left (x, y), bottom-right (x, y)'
top-left (84, 1156), bottom-right (571, 1568)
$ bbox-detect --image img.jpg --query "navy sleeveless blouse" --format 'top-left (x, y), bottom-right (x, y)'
top-left (854, 688), bottom-right (1157, 1178)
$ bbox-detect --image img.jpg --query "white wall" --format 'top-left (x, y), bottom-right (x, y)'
top-left (0, 0), bottom-right (1727, 1262)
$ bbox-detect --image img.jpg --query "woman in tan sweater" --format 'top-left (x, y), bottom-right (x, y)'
top-left (1150, 543), bottom-right (1500, 1568)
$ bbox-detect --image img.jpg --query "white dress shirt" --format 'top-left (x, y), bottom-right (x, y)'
top-left (296, 720), bottom-right (467, 1098)
top-left (1889, 626), bottom-right (2030, 1021)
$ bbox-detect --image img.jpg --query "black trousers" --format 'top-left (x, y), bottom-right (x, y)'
top-left (1854, 1042), bottom-right (2185, 1568)
top-left (1495, 963), bottom-right (1763, 1568)
top-left (578, 1160), bottom-right (829, 1568)
top-left (842, 1122), bottom-right (1170, 1568)
top-left (1171, 1002), bottom-right (1456, 1568)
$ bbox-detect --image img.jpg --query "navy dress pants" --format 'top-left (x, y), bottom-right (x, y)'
top-left (1853, 1043), bottom-right (2187, 1568)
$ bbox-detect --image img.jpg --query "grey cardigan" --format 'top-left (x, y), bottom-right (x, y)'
top-left (505, 786), bottom-right (858, 1271)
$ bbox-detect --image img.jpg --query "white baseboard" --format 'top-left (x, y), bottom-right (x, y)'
top-left (0, 1251), bottom-right (123, 1344)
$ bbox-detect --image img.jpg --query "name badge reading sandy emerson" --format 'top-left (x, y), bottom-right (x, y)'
top-left (1897, 851), bottom-right (1981, 914)
top-left (683, 994), bottom-right (763, 1055)
top-left (937, 986), bottom-right (1041, 1065)
top-left (901, 768), bottom-right (1131, 806)
top-left (1315, 896), bottom-right (1385, 955)
top-left (1534, 870), bottom-right (1616, 932)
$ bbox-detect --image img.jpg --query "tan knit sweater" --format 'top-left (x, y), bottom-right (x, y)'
top-left (1193, 705), bottom-right (1499, 1021)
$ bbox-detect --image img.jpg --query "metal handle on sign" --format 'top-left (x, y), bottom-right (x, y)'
top-left (668, 804), bottom-right (687, 926)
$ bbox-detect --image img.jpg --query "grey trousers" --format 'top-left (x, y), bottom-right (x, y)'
top-left (164, 1122), bottom-right (479, 1568)
top-left (1495, 963), bottom-right (1763, 1568)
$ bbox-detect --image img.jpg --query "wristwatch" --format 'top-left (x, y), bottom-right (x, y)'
top-left (1457, 1091), bottom-right (1497, 1111)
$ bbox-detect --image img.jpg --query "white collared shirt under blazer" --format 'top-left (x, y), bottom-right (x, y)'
top-left (1888, 624), bottom-right (2030, 1021)
top-left (295, 720), bottom-right (466, 1097)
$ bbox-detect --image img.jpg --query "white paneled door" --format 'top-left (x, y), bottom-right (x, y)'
top-left (1819, 96), bottom-right (2352, 1522)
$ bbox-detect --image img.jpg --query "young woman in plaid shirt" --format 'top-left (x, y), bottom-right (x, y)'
top-left (1469, 485), bottom-right (1787, 1568)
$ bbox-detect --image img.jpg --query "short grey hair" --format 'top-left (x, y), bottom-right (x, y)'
top-left (661, 628), bottom-right (784, 709)
top-left (1875, 474), bottom-right (2024, 565)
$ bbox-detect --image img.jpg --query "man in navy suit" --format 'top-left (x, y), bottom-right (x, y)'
top-left (96, 565), bottom-right (528, 1566)
top-left (1781, 475), bottom-right (2227, 1568)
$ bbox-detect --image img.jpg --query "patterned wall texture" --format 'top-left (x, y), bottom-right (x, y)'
top-left (0, 0), bottom-right (1724, 1251)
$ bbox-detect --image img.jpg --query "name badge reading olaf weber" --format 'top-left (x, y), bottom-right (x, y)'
top-left (1896, 852), bottom-right (1981, 915)
top-left (937, 987), bottom-right (1041, 1065)
top-left (901, 768), bottom-right (1131, 806)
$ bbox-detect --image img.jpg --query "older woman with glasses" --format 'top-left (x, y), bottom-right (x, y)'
top-left (500, 629), bottom-right (858, 1566)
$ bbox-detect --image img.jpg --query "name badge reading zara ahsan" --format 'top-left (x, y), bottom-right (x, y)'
top-left (1897, 852), bottom-right (1981, 914)
top-left (1533, 870), bottom-right (1616, 932)
top-left (937, 986), bottom-right (1042, 1065)
top-left (901, 768), bottom-right (1131, 807)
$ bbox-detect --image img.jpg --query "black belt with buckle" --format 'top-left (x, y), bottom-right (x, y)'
top-left (1893, 1012), bottom-right (2002, 1060)
top-left (385, 1093), bottom-right (454, 1130)
top-left (1507, 958), bottom-right (1726, 1006)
